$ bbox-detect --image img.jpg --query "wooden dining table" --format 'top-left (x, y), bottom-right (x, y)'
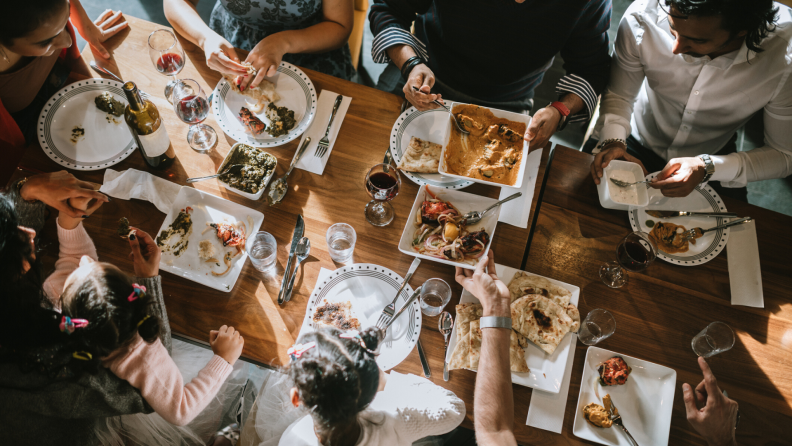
top-left (15, 14), bottom-right (792, 446)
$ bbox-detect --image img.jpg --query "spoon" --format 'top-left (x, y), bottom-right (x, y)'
top-left (284, 237), bottom-right (310, 303)
top-left (269, 137), bottom-right (311, 205)
top-left (439, 311), bottom-right (453, 381)
top-left (462, 192), bottom-right (522, 225)
top-left (186, 164), bottom-right (244, 183)
top-left (411, 86), bottom-right (469, 135)
top-left (609, 177), bottom-right (653, 188)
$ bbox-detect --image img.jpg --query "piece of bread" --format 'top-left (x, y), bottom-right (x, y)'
top-left (223, 73), bottom-right (280, 113)
top-left (511, 294), bottom-right (576, 355)
top-left (398, 137), bottom-right (442, 173)
top-left (507, 271), bottom-right (572, 306)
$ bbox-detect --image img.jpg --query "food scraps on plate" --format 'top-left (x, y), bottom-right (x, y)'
top-left (583, 394), bottom-right (615, 428)
top-left (156, 207), bottom-right (193, 257)
top-left (648, 221), bottom-right (701, 254)
top-left (312, 301), bottom-right (361, 331)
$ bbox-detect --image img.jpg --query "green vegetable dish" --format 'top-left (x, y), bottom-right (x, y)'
top-left (220, 145), bottom-right (277, 194)
top-left (264, 103), bottom-right (296, 137)
top-left (95, 92), bottom-right (125, 116)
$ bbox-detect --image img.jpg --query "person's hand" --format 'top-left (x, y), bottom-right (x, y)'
top-left (58, 196), bottom-right (104, 230)
top-left (650, 157), bottom-right (706, 198)
top-left (590, 142), bottom-right (649, 185)
top-left (683, 357), bottom-right (739, 446)
top-left (203, 33), bottom-right (248, 77)
top-left (20, 171), bottom-right (109, 218)
top-left (77, 9), bottom-right (129, 59)
top-left (127, 227), bottom-right (161, 278)
top-left (241, 36), bottom-right (286, 90)
top-left (455, 250), bottom-right (510, 317)
top-left (210, 325), bottom-right (244, 365)
top-left (403, 64), bottom-right (442, 112)
top-left (525, 106), bottom-right (561, 151)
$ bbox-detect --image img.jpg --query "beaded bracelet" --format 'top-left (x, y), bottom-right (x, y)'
top-left (400, 56), bottom-right (423, 80)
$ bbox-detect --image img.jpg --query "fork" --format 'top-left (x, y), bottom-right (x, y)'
top-left (90, 62), bottom-right (152, 100)
top-left (315, 94), bottom-right (343, 158)
top-left (683, 217), bottom-right (752, 241)
top-left (608, 399), bottom-right (639, 446)
top-left (411, 86), bottom-right (469, 135)
top-left (376, 258), bottom-right (421, 329)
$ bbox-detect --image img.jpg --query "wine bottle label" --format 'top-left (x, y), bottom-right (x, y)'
top-left (137, 125), bottom-right (171, 157)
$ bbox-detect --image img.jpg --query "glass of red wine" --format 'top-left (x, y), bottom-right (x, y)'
top-left (599, 231), bottom-right (657, 288)
top-left (365, 163), bottom-right (401, 226)
top-left (172, 79), bottom-right (217, 152)
top-left (148, 29), bottom-right (185, 102)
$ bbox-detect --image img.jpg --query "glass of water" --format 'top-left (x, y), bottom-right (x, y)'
top-left (247, 231), bottom-right (277, 272)
top-left (419, 278), bottom-right (452, 317)
top-left (692, 321), bottom-right (735, 358)
top-left (326, 223), bottom-right (356, 263)
top-left (578, 309), bottom-right (616, 346)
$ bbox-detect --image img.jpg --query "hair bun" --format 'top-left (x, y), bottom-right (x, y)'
top-left (360, 326), bottom-right (384, 354)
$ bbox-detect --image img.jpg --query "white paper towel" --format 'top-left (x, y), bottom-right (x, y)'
top-left (498, 148), bottom-right (542, 228)
top-left (99, 168), bottom-right (181, 214)
top-left (526, 336), bottom-right (577, 433)
top-left (294, 90), bottom-right (352, 175)
top-left (728, 220), bottom-right (764, 307)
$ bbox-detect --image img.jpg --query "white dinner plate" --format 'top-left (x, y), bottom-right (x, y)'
top-left (156, 187), bottom-right (264, 293)
top-left (211, 62), bottom-right (316, 148)
top-left (573, 346), bottom-right (677, 446)
top-left (629, 172), bottom-right (729, 265)
top-left (389, 105), bottom-right (474, 190)
top-left (444, 264), bottom-right (579, 393)
top-left (299, 264), bottom-right (422, 371)
top-left (37, 79), bottom-right (135, 170)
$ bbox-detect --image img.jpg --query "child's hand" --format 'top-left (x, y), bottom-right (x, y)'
top-left (128, 227), bottom-right (161, 278)
top-left (58, 196), bottom-right (104, 230)
top-left (210, 325), bottom-right (244, 365)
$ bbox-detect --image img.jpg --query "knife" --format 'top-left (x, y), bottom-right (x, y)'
top-left (385, 287), bottom-right (422, 330)
top-left (417, 339), bottom-right (431, 378)
top-left (645, 210), bottom-right (739, 218)
top-left (278, 215), bottom-right (305, 305)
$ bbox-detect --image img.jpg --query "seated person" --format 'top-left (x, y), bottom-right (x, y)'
top-left (369, 0), bottom-right (612, 148)
top-left (588, 0), bottom-right (791, 199)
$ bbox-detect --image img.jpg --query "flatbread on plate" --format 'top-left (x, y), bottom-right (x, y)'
top-left (469, 320), bottom-right (482, 369)
top-left (511, 294), bottom-right (577, 355)
top-left (222, 74), bottom-right (280, 113)
top-left (448, 303), bottom-right (482, 370)
top-left (398, 137), bottom-right (442, 173)
top-left (507, 271), bottom-right (572, 306)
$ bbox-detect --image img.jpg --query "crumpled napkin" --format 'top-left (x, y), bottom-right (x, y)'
top-left (99, 168), bottom-right (181, 214)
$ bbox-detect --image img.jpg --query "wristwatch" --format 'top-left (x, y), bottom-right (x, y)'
top-left (594, 138), bottom-right (627, 155)
top-left (479, 316), bottom-right (512, 329)
top-left (547, 101), bottom-right (570, 132)
top-left (698, 154), bottom-right (715, 184)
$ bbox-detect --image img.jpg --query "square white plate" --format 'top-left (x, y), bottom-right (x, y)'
top-left (398, 185), bottom-right (498, 270)
top-left (444, 264), bottom-right (579, 392)
top-left (573, 347), bottom-right (677, 446)
top-left (156, 187), bottom-right (264, 292)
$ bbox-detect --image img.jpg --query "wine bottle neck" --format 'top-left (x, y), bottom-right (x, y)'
top-left (123, 81), bottom-right (145, 112)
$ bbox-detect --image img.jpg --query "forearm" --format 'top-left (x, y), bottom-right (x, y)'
top-left (712, 146), bottom-right (792, 186)
top-left (267, 22), bottom-right (352, 55)
top-left (68, 0), bottom-right (92, 34)
top-left (475, 327), bottom-right (516, 446)
top-left (163, 0), bottom-right (219, 49)
top-left (386, 44), bottom-right (418, 71)
top-left (559, 93), bottom-right (585, 116)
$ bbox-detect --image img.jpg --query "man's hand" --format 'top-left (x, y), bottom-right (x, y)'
top-left (683, 357), bottom-right (739, 446)
top-left (525, 106), bottom-right (561, 151)
top-left (650, 157), bottom-right (706, 198)
top-left (242, 35), bottom-right (287, 90)
top-left (203, 33), bottom-right (248, 77)
top-left (403, 64), bottom-right (442, 112)
top-left (455, 250), bottom-right (510, 317)
top-left (590, 143), bottom-right (649, 185)
top-left (127, 227), bottom-right (161, 278)
top-left (20, 171), bottom-right (108, 218)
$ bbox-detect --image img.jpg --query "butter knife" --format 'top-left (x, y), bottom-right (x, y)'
top-left (278, 215), bottom-right (305, 305)
top-left (417, 339), bottom-right (431, 378)
top-left (385, 287), bottom-right (421, 330)
top-left (645, 210), bottom-right (739, 218)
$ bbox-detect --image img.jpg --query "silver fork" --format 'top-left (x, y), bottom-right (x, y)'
top-left (315, 94), bottom-right (343, 158)
top-left (411, 86), bottom-right (469, 135)
top-left (90, 62), bottom-right (152, 100)
top-left (376, 258), bottom-right (421, 329)
top-left (683, 217), bottom-right (752, 241)
top-left (608, 399), bottom-right (639, 446)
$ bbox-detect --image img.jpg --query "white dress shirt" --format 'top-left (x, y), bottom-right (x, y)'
top-left (594, 0), bottom-right (792, 187)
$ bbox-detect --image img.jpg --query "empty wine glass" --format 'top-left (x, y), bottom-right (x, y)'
top-left (599, 231), bottom-right (657, 288)
top-left (365, 163), bottom-right (401, 226)
top-left (148, 29), bottom-right (185, 102)
top-left (172, 79), bottom-right (217, 152)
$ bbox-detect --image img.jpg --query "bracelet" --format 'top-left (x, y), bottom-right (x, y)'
top-left (479, 316), bottom-right (512, 329)
top-left (593, 138), bottom-right (627, 155)
top-left (16, 177), bottom-right (38, 203)
top-left (400, 56), bottom-right (423, 80)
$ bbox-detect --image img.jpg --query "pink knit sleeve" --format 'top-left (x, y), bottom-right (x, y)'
top-left (103, 336), bottom-right (233, 426)
top-left (43, 219), bottom-right (99, 306)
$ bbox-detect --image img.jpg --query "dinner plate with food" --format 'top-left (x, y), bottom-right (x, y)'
top-left (150, 187), bottom-right (264, 292)
top-left (573, 346), bottom-right (676, 446)
top-left (298, 264), bottom-right (422, 371)
top-left (398, 185), bottom-right (497, 270)
top-left (629, 172), bottom-right (730, 266)
top-left (444, 264), bottom-right (580, 393)
top-left (37, 79), bottom-right (135, 170)
top-left (211, 62), bottom-right (316, 148)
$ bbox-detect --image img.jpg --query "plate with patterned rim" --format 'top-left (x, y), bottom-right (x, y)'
top-left (629, 172), bottom-right (730, 266)
top-left (299, 264), bottom-right (422, 371)
top-left (37, 79), bottom-right (135, 170)
top-left (211, 62), bottom-right (316, 148)
top-left (389, 105), bottom-right (474, 190)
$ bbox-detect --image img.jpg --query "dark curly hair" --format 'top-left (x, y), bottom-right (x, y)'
top-left (0, 0), bottom-right (68, 47)
top-left (664, 0), bottom-right (779, 55)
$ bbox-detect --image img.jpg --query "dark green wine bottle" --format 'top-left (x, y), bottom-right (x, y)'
top-left (123, 81), bottom-right (176, 170)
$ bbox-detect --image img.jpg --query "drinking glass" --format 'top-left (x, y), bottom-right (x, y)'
top-left (172, 79), bottom-right (217, 152)
top-left (148, 29), bottom-right (185, 102)
top-left (365, 163), bottom-right (401, 226)
top-left (419, 278), bottom-right (452, 317)
top-left (577, 309), bottom-right (616, 346)
top-left (326, 223), bottom-right (356, 263)
top-left (599, 231), bottom-right (657, 288)
top-left (692, 321), bottom-right (735, 357)
top-left (247, 231), bottom-right (277, 272)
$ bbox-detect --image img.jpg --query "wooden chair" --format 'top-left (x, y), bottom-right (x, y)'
top-left (349, 0), bottom-right (369, 70)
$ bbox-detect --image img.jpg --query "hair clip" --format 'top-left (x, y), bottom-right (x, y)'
top-left (339, 330), bottom-right (379, 356)
top-left (128, 283), bottom-right (147, 302)
top-left (287, 341), bottom-right (316, 361)
top-left (59, 316), bottom-right (88, 334)
top-left (136, 315), bottom-right (151, 328)
top-left (72, 351), bottom-right (93, 361)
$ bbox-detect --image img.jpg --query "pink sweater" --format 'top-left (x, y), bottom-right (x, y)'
top-left (43, 219), bottom-right (233, 426)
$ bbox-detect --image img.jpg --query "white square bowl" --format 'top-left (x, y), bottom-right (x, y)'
top-left (597, 160), bottom-right (649, 210)
top-left (398, 185), bottom-right (498, 270)
top-left (437, 102), bottom-right (530, 188)
top-left (217, 143), bottom-right (278, 201)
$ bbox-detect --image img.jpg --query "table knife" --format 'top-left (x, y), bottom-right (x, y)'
top-left (645, 210), bottom-right (738, 218)
top-left (278, 215), bottom-right (304, 305)
top-left (385, 288), bottom-right (421, 330)
top-left (416, 339), bottom-right (431, 378)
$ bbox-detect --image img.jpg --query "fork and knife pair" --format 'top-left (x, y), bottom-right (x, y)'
top-left (645, 211), bottom-right (752, 241)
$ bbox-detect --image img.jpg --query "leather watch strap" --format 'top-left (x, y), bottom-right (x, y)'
top-left (547, 101), bottom-right (570, 132)
top-left (479, 316), bottom-right (512, 329)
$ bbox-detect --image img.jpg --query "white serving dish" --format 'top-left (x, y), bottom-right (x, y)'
top-left (217, 142), bottom-right (277, 200)
top-left (398, 185), bottom-right (498, 270)
top-left (597, 160), bottom-right (650, 210)
top-left (437, 102), bottom-right (531, 188)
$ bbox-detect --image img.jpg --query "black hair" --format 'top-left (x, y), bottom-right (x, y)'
top-left (0, 0), bottom-right (69, 47)
top-left (665, 0), bottom-right (779, 54)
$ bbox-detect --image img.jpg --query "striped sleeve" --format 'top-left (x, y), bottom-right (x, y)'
top-left (369, 0), bottom-right (433, 64)
top-left (372, 28), bottom-right (429, 64)
top-left (556, 74), bottom-right (598, 123)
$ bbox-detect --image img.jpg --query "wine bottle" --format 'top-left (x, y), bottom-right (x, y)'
top-left (123, 81), bottom-right (176, 169)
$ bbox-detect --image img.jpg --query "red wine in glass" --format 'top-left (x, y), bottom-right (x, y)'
top-left (600, 231), bottom-right (657, 288)
top-left (364, 164), bottom-right (401, 226)
top-left (156, 53), bottom-right (184, 76)
top-left (175, 95), bottom-right (209, 125)
top-left (617, 240), bottom-right (651, 272)
top-left (367, 171), bottom-right (400, 200)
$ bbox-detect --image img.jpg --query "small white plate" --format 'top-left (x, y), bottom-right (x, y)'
top-left (156, 187), bottom-right (264, 292)
top-left (573, 346), bottom-right (677, 446)
top-left (629, 172), bottom-right (729, 266)
top-left (398, 185), bottom-right (498, 270)
top-left (444, 264), bottom-right (579, 393)
top-left (37, 79), bottom-right (135, 170)
top-left (211, 62), bottom-right (317, 148)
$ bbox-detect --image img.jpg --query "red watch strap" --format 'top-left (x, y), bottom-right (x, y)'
top-left (549, 101), bottom-right (570, 117)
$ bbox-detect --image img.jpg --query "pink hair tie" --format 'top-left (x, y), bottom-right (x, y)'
top-left (128, 283), bottom-right (147, 302)
top-left (60, 316), bottom-right (89, 334)
top-left (287, 342), bottom-right (316, 361)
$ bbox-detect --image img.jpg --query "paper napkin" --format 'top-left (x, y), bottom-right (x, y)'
top-left (728, 220), bottom-right (764, 307)
top-left (294, 90), bottom-right (352, 175)
top-left (497, 148), bottom-right (543, 228)
top-left (526, 336), bottom-right (577, 433)
top-left (99, 168), bottom-right (181, 214)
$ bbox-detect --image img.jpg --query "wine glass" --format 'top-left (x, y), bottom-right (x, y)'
top-left (365, 163), bottom-right (401, 226)
top-left (172, 79), bottom-right (217, 152)
top-left (148, 29), bottom-right (185, 102)
top-left (599, 231), bottom-right (657, 288)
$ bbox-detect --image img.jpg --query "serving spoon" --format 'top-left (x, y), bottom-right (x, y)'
top-left (462, 192), bottom-right (522, 225)
top-left (439, 311), bottom-right (453, 381)
top-left (186, 164), bottom-right (244, 183)
top-left (411, 86), bottom-right (469, 135)
top-left (269, 137), bottom-right (311, 205)
top-left (609, 177), bottom-right (653, 188)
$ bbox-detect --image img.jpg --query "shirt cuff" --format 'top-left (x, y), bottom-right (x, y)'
top-left (371, 28), bottom-right (429, 64)
top-left (598, 123), bottom-right (629, 144)
top-left (56, 218), bottom-right (95, 247)
top-left (556, 74), bottom-right (598, 123)
top-left (710, 153), bottom-right (741, 183)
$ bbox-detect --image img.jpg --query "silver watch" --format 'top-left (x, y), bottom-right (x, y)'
top-left (698, 154), bottom-right (714, 183)
top-left (479, 316), bottom-right (512, 329)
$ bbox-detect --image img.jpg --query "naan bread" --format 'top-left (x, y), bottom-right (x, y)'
top-left (398, 137), bottom-right (442, 173)
top-left (463, 319), bottom-right (530, 373)
top-left (448, 303), bottom-right (482, 370)
top-left (448, 328), bottom-right (470, 370)
top-left (469, 320), bottom-right (482, 369)
top-left (222, 74), bottom-right (280, 113)
top-left (511, 294), bottom-right (576, 355)
top-left (507, 271), bottom-right (572, 306)
top-left (565, 304), bottom-right (581, 333)
top-left (509, 331), bottom-right (531, 373)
